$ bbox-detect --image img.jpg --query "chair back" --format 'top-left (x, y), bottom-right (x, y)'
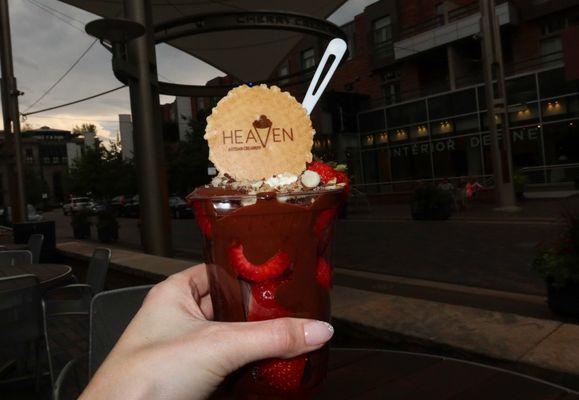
top-left (89, 285), bottom-right (152, 377)
top-left (27, 233), bottom-right (44, 263)
top-left (0, 274), bottom-right (42, 347)
top-left (0, 250), bottom-right (33, 267)
top-left (85, 248), bottom-right (111, 294)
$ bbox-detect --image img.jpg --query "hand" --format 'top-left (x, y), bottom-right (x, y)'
top-left (80, 264), bottom-right (334, 400)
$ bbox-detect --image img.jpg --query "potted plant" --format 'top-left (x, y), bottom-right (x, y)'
top-left (71, 210), bottom-right (91, 239)
top-left (410, 184), bottom-right (453, 220)
top-left (513, 171), bottom-right (527, 201)
top-left (533, 212), bottom-right (579, 317)
top-left (96, 209), bottom-right (119, 243)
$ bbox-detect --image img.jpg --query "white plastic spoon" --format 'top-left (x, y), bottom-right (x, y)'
top-left (302, 38), bottom-right (348, 115)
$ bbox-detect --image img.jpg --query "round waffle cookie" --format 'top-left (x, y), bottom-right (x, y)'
top-left (204, 84), bottom-right (314, 181)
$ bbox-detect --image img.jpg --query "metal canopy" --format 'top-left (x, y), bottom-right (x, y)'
top-left (59, 0), bottom-right (348, 82)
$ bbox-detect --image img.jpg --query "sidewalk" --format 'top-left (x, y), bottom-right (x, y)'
top-left (57, 241), bottom-right (579, 390)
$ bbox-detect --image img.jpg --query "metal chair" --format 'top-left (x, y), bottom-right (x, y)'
top-left (0, 250), bottom-right (33, 267)
top-left (44, 248), bottom-right (112, 317)
top-left (49, 285), bottom-right (152, 399)
top-left (89, 285), bottom-right (152, 376)
top-left (0, 274), bottom-right (44, 389)
top-left (27, 234), bottom-right (44, 264)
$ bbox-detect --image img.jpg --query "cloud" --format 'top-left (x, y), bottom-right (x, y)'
top-left (2, 0), bottom-right (370, 135)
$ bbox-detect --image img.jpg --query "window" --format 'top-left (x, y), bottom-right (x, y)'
top-left (541, 15), bottom-right (567, 36)
top-left (278, 63), bottom-right (290, 85)
top-left (25, 148), bottom-right (33, 164)
top-left (196, 97), bottom-right (205, 111)
top-left (381, 70), bottom-right (400, 105)
top-left (301, 48), bottom-right (315, 70)
top-left (342, 23), bottom-right (356, 60)
top-left (373, 16), bottom-right (393, 58)
top-left (373, 16), bottom-right (392, 44)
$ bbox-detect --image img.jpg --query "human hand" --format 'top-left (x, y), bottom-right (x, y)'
top-left (80, 264), bottom-right (334, 400)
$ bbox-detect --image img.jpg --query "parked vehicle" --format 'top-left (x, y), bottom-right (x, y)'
top-left (169, 196), bottom-right (192, 219)
top-left (0, 204), bottom-right (43, 225)
top-left (123, 195), bottom-right (140, 218)
top-left (62, 197), bottom-right (91, 215)
top-left (110, 195), bottom-right (131, 217)
top-left (89, 200), bottom-right (106, 215)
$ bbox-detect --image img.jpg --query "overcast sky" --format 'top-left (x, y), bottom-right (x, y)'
top-left (3, 0), bottom-right (377, 141)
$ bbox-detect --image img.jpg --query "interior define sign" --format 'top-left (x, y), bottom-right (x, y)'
top-left (390, 128), bottom-right (539, 157)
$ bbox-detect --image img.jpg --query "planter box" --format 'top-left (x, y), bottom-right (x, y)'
top-left (547, 281), bottom-right (579, 317)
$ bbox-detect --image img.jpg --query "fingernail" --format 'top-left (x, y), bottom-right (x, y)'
top-left (304, 321), bottom-right (334, 346)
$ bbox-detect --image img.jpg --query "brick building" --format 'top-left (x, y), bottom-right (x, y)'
top-left (163, 0), bottom-right (579, 190)
top-left (0, 126), bottom-right (85, 207)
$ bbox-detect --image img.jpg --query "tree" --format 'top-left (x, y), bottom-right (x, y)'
top-left (68, 142), bottom-right (137, 200)
top-left (164, 110), bottom-right (210, 196)
top-left (72, 123), bottom-right (97, 135)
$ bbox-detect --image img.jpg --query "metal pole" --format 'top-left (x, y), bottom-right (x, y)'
top-left (0, 0), bottom-right (26, 223)
top-left (480, 0), bottom-right (516, 209)
top-left (124, 0), bottom-right (172, 256)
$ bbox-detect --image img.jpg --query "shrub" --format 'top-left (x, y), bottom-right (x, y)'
top-left (410, 184), bottom-right (453, 220)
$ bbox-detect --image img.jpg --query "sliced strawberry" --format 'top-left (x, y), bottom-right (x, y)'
top-left (248, 279), bottom-right (290, 321)
top-left (254, 356), bottom-right (307, 392)
top-left (314, 207), bottom-right (338, 237)
top-left (307, 162), bottom-right (337, 184)
top-left (228, 243), bottom-right (291, 282)
top-left (335, 171), bottom-right (351, 195)
top-left (192, 201), bottom-right (212, 238)
top-left (316, 257), bottom-right (332, 289)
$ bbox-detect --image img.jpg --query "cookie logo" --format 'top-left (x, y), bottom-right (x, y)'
top-left (205, 85), bottom-right (314, 181)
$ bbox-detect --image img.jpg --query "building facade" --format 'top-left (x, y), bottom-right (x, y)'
top-left (161, 0), bottom-right (579, 192)
top-left (270, 0), bottom-right (579, 191)
top-left (0, 126), bottom-right (85, 207)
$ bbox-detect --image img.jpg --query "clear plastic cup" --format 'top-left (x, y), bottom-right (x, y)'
top-left (189, 188), bottom-right (344, 399)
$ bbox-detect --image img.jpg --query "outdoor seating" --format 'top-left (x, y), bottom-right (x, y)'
top-left (0, 274), bottom-right (44, 389)
top-left (43, 248), bottom-right (111, 317)
top-left (48, 285), bottom-right (152, 398)
top-left (0, 250), bottom-right (33, 267)
top-left (0, 234), bottom-right (44, 263)
top-left (27, 234), bottom-right (44, 264)
top-left (89, 285), bottom-right (152, 375)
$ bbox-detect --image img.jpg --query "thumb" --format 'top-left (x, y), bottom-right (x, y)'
top-left (206, 318), bottom-right (334, 374)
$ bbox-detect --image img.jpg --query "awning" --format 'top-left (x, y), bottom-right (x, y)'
top-left (58, 1), bottom-right (347, 82)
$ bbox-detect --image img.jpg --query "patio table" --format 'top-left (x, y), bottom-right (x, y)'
top-left (0, 263), bottom-right (72, 291)
top-left (313, 349), bottom-right (579, 399)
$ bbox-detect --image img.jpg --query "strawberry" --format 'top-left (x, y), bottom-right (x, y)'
top-left (314, 207), bottom-right (338, 237)
top-left (307, 162), bottom-right (337, 184)
top-left (335, 171), bottom-right (351, 195)
top-left (316, 257), bottom-right (332, 289)
top-left (248, 279), bottom-right (290, 321)
top-left (228, 243), bottom-right (291, 282)
top-left (254, 356), bottom-right (307, 392)
top-left (192, 201), bottom-right (212, 238)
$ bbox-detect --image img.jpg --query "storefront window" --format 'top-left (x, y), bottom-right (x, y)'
top-left (541, 95), bottom-right (579, 122)
top-left (432, 135), bottom-right (483, 178)
top-left (543, 120), bottom-right (579, 165)
top-left (511, 126), bottom-right (543, 169)
top-left (389, 143), bottom-right (433, 180)
top-left (386, 100), bottom-right (427, 127)
top-left (509, 102), bottom-right (539, 127)
top-left (428, 88), bottom-right (477, 119)
top-left (358, 110), bottom-right (385, 133)
top-left (506, 74), bottom-right (537, 104)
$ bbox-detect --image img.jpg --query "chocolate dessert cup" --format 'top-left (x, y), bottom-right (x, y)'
top-left (189, 187), bottom-right (345, 399)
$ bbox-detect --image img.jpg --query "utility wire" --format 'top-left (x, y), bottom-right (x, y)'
top-left (23, 38), bottom-right (99, 112)
top-left (21, 86), bottom-right (127, 117)
top-left (24, 0), bottom-right (85, 33)
top-left (27, 0), bottom-right (87, 27)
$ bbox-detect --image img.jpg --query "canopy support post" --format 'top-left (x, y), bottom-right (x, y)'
top-left (124, 0), bottom-right (172, 256)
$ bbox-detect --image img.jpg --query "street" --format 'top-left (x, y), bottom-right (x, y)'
top-left (46, 205), bottom-right (555, 295)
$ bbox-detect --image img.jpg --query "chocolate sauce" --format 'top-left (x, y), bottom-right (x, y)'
top-left (190, 187), bottom-right (344, 398)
